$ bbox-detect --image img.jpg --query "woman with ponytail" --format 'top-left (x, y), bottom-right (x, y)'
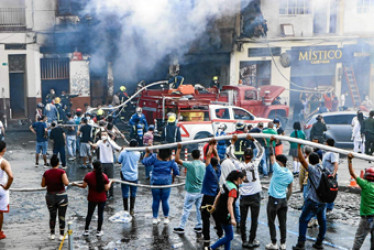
top-left (73, 161), bottom-right (112, 237)
top-left (289, 122), bottom-right (306, 175)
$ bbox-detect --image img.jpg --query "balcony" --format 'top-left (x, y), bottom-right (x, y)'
top-left (0, 8), bottom-right (26, 31)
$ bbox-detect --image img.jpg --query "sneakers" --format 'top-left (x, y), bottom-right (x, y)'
top-left (35, 162), bottom-right (39, 167)
top-left (61, 165), bottom-right (67, 170)
top-left (173, 228), bottom-right (185, 234)
top-left (49, 234), bottom-right (55, 240)
top-left (164, 217), bottom-right (169, 225)
top-left (44, 163), bottom-right (50, 167)
top-left (193, 227), bottom-right (202, 233)
top-left (83, 230), bottom-right (89, 236)
top-left (59, 234), bottom-right (67, 241)
top-left (246, 239), bottom-right (260, 248)
top-left (292, 242), bottom-right (305, 250)
top-left (280, 243), bottom-right (286, 250)
top-left (96, 231), bottom-right (104, 237)
top-left (152, 218), bottom-right (160, 225)
top-left (265, 242), bottom-right (279, 250)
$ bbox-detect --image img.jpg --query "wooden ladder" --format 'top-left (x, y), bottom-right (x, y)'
top-left (343, 65), bottom-right (361, 107)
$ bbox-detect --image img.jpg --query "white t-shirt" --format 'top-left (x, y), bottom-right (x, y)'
top-left (97, 139), bottom-right (121, 163)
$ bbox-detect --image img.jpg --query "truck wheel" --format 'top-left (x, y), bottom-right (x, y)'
top-left (187, 132), bottom-right (212, 152)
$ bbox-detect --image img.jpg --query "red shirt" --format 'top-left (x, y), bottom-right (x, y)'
top-left (84, 171), bottom-right (109, 202)
top-left (43, 168), bottom-right (66, 194)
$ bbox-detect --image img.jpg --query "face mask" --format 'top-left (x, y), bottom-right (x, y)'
top-left (218, 128), bottom-right (223, 133)
top-left (102, 136), bottom-right (108, 141)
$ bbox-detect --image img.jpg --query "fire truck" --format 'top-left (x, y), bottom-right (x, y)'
top-left (138, 84), bottom-right (287, 141)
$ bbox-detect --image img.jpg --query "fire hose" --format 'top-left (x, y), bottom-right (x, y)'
top-left (9, 133), bottom-right (374, 192)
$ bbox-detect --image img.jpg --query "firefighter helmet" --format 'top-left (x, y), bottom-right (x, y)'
top-left (120, 86), bottom-right (126, 92)
top-left (364, 168), bottom-right (374, 182)
top-left (168, 115), bottom-right (176, 123)
top-left (97, 109), bottom-right (104, 116)
top-left (235, 122), bottom-right (245, 131)
top-left (54, 97), bottom-right (61, 104)
top-left (212, 76), bottom-right (218, 81)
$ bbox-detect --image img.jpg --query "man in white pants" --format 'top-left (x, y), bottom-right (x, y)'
top-left (0, 141), bottom-right (13, 240)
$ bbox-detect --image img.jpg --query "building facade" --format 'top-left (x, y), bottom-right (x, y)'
top-left (230, 0), bottom-right (374, 108)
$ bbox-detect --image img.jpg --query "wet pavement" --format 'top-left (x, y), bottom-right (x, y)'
top-left (0, 131), bottom-right (371, 249)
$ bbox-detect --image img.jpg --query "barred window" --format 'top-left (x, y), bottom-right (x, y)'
top-left (279, 0), bottom-right (310, 15)
top-left (357, 0), bottom-right (374, 13)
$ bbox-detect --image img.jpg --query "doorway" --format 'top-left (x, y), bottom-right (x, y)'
top-left (9, 54), bottom-right (26, 118)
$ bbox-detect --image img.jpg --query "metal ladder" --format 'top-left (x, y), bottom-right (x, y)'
top-left (343, 65), bottom-right (361, 107)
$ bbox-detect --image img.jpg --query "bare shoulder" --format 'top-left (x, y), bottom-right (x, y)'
top-left (0, 158), bottom-right (10, 170)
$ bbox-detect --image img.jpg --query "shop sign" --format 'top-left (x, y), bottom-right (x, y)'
top-left (298, 49), bottom-right (342, 64)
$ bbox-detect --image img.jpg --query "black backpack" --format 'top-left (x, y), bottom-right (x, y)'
top-left (311, 164), bottom-right (338, 203)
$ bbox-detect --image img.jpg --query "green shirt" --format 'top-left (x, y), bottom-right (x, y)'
top-left (290, 130), bottom-right (306, 149)
top-left (263, 128), bottom-right (277, 147)
top-left (357, 177), bottom-right (374, 216)
top-left (183, 160), bottom-right (206, 193)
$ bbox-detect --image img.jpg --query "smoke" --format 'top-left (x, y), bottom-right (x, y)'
top-left (76, 0), bottom-right (252, 84)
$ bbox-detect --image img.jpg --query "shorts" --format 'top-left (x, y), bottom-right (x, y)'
top-left (80, 142), bottom-right (91, 157)
top-left (289, 148), bottom-right (299, 158)
top-left (36, 141), bottom-right (48, 155)
top-left (0, 187), bottom-right (9, 213)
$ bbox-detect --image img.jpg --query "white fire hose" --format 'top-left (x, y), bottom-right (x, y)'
top-left (10, 133), bottom-right (374, 192)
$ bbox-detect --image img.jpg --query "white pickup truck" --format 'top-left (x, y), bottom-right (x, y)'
top-left (177, 104), bottom-right (271, 142)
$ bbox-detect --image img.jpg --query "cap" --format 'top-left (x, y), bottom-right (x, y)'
top-left (168, 115), bottom-right (176, 123)
top-left (273, 118), bottom-right (280, 124)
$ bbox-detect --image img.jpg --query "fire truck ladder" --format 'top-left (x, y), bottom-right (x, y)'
top-left (343, 65), bottom-right (361, 107)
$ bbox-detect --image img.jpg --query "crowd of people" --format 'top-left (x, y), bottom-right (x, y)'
top-left (0, 86), bottom-right (374, 250)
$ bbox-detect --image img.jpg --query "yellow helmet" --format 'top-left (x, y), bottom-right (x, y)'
top-left (168, 115), bottom-right (176, 123)
top-left (212, 76), bottom-right (218, 81)
top-left (97, 109), bottom-right (104, 116)
top-left (120, 86), bottom-right (126, 92)
top-left (54, 97), bottom-right (61, 104)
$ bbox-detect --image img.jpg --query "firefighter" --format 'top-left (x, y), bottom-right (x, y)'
top-left (45, 89), bottom-right (56, 104)
top-left (210, 76), bottom-right (220, 89)
top-left (119, 86), bottom-right (129, 103)
top-left (129, 107), bottom-right (148, 141)
top-left (161, 114), bottom-right (181, 144)
top-left (168, 71), bottom-right (185, 89)
top-left (233, 122), bottom-right (251, 161)
top-left (54, 97), bottom-right (67, 123)
top-left (60, 90), bottom-right (78, 113)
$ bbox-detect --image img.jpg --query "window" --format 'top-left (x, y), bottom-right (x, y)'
top-left (244, 90), bottom-right (256, 100)
top-left (279, 0), bottom-right (310, 15)
top-left (233, 108), bottom-right (254, 120)
top-left (357, 0), bottom-right (374, 13)
top-left (323, 115), bottom-right (355, 125)
top-left (215, 108), bottom-right (230, 120)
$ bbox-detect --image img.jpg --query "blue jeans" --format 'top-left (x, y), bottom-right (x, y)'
top-left (121, 178), bottom-right (138, 198)
top-left (179, 192), bottom-right (203, 229)
top-left (145, 165), bottom-right (153, 179)
top-left (234, 198), bottom-right (240, 224)
top-left (211, 224), bottom-right (234, 250)
top-left (151, 187), bottom-right (171, 218)
top-left (265, 147), bottom-right (273, 173)
top-left (298, 198), bottom-right (327, 242)
top-left (53, 146), bottom-right (66, 167)
top-left (66, 135), bottom-right (76, 157)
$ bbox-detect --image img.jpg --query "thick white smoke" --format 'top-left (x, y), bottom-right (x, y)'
top-left (82, 0), bottom-right (252, 83)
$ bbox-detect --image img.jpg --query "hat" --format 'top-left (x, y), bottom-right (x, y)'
top-left (168, 115), bottom-right (176, 123)
top-left (120, 86), bottom-right (126, 92)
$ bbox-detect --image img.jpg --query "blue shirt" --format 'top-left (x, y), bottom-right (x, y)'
top-left (142, 154), bottom-right (179, 185)
top-left (322, 152), bottom-right (339, 173)
top-left (32, 121), bottom-right (47, 142)
top-left (201, 164), bottom-right (221, 196)
top-left (119, 149), bottom-right (141, 181)
top-left (268, 162), bottom-right (293, 199)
